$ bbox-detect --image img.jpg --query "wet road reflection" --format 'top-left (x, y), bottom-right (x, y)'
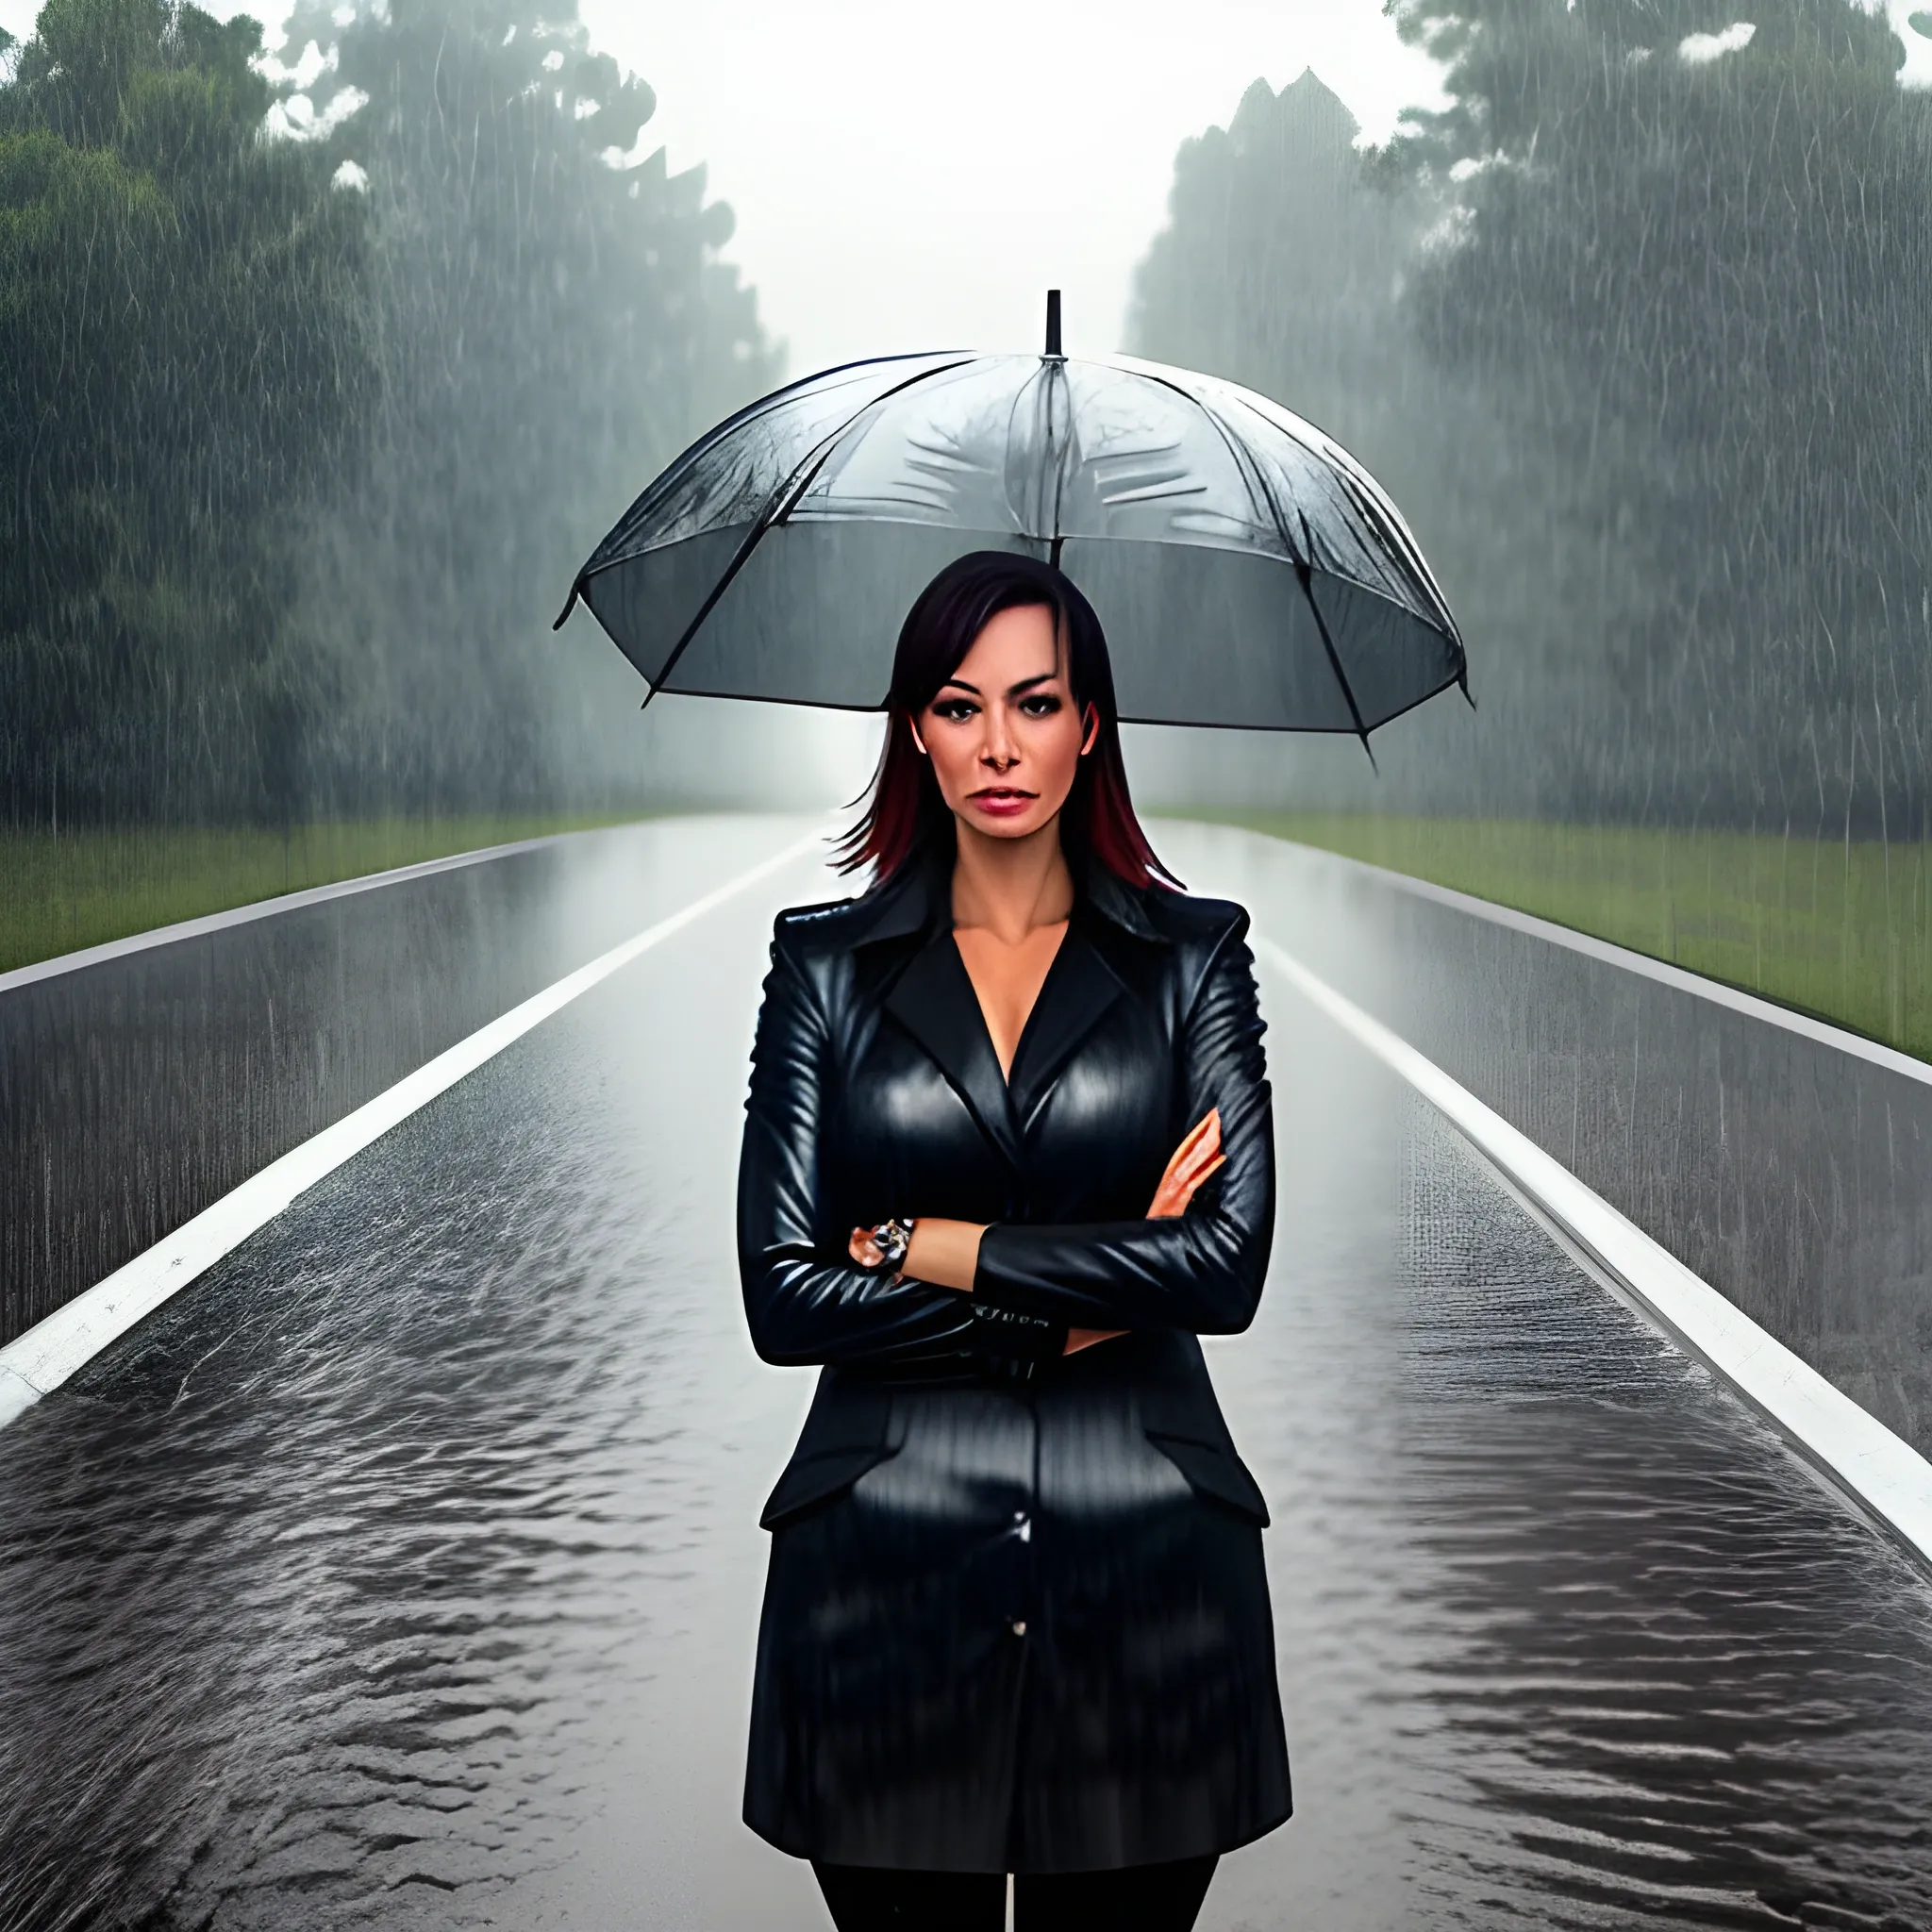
top-left (3, 838), bottom-right (1930, 1928)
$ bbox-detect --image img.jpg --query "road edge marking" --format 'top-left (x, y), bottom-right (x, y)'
top-left (1257, 934), bottom-right (1932, 1572)
top-left (0, 829), bottom-right (824, 1430)
top-left (0, 818), bottom-right (750, 995)
top-left (1214, 827), bottom-right (1932, 1089)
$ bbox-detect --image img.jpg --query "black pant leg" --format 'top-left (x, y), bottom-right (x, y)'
top-left (812, 1863), bottom-right (1007, 1931)
top-left (1014, 1854), bottom-right (1219, 1932)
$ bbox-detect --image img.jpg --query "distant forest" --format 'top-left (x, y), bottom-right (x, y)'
top-left (8, 0), bottom-right (1930, 839)
top-left (0, 0), bottom-right (776, 826)
top-left (1129, 0), bottom-right (1932, 837)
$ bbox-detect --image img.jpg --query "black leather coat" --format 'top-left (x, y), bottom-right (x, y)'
top-left (737, 841), bottom-right (1291, 1874)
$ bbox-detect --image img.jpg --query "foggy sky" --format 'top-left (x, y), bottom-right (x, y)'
top-left (572, 0), bottom-right (1451, 375)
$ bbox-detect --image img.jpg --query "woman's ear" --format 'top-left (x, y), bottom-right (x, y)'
top-left (1079, 702), bottom-right (1100, 757)
top-left (908, 713), bottom-right (929, 757)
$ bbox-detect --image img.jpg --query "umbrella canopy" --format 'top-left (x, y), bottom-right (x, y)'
top-left (558, 297), bottom-right (1467, 740)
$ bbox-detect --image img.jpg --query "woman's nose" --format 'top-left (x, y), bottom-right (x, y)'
top-left (980, 708), bottom-right (1018, 768)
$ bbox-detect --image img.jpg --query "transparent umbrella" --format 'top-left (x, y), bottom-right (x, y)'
top-left (557, 294), bottom-right (1468, 743)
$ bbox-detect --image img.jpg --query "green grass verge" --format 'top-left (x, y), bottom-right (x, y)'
top-left (1193, 811), bottom-right (1932, 1063)
top-left (0, 812), bottom-right (656, 975)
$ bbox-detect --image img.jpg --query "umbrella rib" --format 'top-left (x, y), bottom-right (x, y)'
top-left (1177, 382), bottom-right (1378, 757)
top-left (1046, 358), bottom-right (1069, 566)
top-left (554, 352), bottom-right (976, 633)
top-left (1149, 366), bottom-right (1465, 662)
top-left (1045, 361), bottom-right (1392, 747)
top-left (1000, 355), bottom-right (1067, 565)
top-left (1296, 533), bottom-right (1376, 766)
top-left (763, 359), bottom-right (979, 529)
top-left (1104, 362), bottom-right (1274, 535)
top-left (613, 353), bottom-right (959, 556)
top-left (1220, 386), bottom-right (1461, 636)
top-left (1218, 390), bottom-right (1469, 697)
top-left (621, 358), bottom-right (982, 708)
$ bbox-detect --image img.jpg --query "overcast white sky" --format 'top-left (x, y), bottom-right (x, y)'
top-left (568, 1), bottom-right (1451, 375)
top-left (564, 0), bottom-right (1932, 378)
top-left (4, 1), bottom-right (1927, 378)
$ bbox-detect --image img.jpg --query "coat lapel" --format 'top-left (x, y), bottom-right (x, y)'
top-left (864, 842), bottom-right (1164, 1172)
top-left (1008, 919), bottom-right (1124, 1135)
top-left (883, 931), bottom-right (1027, 1174)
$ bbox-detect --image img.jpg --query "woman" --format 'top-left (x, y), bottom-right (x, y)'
top-left (737, 551), bottom-right (1291, 1930)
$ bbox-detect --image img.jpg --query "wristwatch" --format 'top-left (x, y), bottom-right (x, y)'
top-left (866, 1218), bottom-right (915, 1271)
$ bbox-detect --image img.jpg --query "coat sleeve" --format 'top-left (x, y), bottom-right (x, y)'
top-left (737, 925), bottom-right (1064, 1370)
top-left (971, 914), bottom-right (1274, 1336)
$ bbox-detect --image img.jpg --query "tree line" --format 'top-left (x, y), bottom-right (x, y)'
top-left (0, 0), bottom-right (775, 827)
top-left (1128, 0), bottom-right (1932, 839)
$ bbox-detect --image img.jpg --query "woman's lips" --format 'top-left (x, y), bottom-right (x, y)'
top-left (970, 788), bottom-right (1036, 817)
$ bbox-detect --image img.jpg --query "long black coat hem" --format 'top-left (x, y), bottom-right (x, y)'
top-left (740, 1800), bottom-right (1296, 1875)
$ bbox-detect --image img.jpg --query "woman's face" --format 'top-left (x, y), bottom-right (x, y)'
top-left (913, 602), bottom-right (1098, 843)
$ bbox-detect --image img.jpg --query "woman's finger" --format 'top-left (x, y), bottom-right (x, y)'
top-left (1159, 1110), bottom-right (1219, 1187)
top-left (1170, 1110), bottom-right (1217, 1168)
top-left (1153, 1154), bottom-right (1226, 1219)
top-left (1148, 1166), bottom-right (1188, 1217)
top-left (1147, 1109), bottom-right (1225, 1216)
top-left (1170, 1114), bottom-right (1222, 1186)
top-left (848, 1226), bottom-right (884, 1268)
top-left (1148, 1116), bottom-right (1220, 1212)
top-left (1149, 1155), bottom-right (1227, 1221)
top-left (1175, 1153), bottom-right (1225, 1206)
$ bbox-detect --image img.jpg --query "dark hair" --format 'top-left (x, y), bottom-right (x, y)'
top-left (837, 550), bottom-right (1178, 890)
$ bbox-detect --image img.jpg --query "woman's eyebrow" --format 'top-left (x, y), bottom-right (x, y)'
top-left (1007, 672), bottom-right (1058, 695)
top-left (937, 677), bottom-right (982, 696)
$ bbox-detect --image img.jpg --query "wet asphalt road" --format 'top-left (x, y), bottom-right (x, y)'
top-left (4, 820), bottom-right (1932, 1929)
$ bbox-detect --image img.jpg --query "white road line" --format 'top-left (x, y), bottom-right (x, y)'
top-left (0, 830), bottom-right (824, 1431)
top-left (0, 831), bottom-right (607, 995)
top-left (1255, 834), bottom-right (1932, 1088)
top-left (1257, 934), bottom-right (1932, 1571)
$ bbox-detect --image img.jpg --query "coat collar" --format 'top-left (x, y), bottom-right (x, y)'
top-left (866, 833), bottom-right (1165, 1173)
top-left (845, 831), bottom-right (1170, 953)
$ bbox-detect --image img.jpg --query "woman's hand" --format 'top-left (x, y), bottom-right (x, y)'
top-left (1065, 1109), bottom-right (1225, 1356)
top-left (849, 1219), bottom-right (985, 1291)
top-left (1147, 1108), bottom-right (1224, 1218)
top-left (847, 1225), bottom-right (891, 1271)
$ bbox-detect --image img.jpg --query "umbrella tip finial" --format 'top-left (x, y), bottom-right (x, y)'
top-left (1044, 289), bottom-right (1062, 358)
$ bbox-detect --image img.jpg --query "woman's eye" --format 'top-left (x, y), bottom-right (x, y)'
top-left (931, 699), bottom-right (977, 723)
top-left (1020, 694), bottom-right (1062, 717)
